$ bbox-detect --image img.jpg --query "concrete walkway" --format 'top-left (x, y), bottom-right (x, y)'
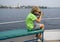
top-left (24, 39), bottom-right (60, 42)
top-left (44, 40), bottom-right (60, 42)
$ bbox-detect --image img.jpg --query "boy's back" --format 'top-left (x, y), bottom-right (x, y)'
top-left (26, 13), bottom-right (37, 30)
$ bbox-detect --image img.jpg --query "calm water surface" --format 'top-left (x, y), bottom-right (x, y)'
top-left (0, 8), bottom-right (60, 31)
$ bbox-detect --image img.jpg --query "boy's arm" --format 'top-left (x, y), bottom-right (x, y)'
top-left (36, 15), bottom-right (42, 23)
top-left (36, 12), bottom-right (43, 23)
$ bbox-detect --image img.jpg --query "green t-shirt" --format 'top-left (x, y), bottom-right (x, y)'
top-left (26, 13), bottom-right (37, 30)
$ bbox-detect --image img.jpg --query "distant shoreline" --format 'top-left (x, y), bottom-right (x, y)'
top-left (0, 6), bottom-right (47, 9)
top-left (0, 7), bottom-right (60, 9)
top-left (0, 7), bottom-right (46, 9)
top-left (0, 5), bottom-right (60, 9)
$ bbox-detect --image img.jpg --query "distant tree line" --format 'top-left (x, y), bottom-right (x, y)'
top-left (0, 5), bottom-right (8, 8)
top-left (20, 6), bottom-right (47, 9)
top-left (0, 4), bottom-right (47, 9)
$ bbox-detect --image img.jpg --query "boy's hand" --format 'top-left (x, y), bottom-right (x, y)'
top-left (37, 12), bottom-right (44, 21)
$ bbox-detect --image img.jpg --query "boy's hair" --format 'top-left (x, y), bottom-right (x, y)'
top-left (31, 6), bottom-right (41, 14)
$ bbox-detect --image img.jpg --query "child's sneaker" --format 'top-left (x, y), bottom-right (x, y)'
top-left (33, 37), bottom-right (41, 42)
top-left (37, 39), bottom-right (41, 42)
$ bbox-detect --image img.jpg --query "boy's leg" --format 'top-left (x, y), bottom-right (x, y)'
top-left (38, 24), bottom-right (44, 38)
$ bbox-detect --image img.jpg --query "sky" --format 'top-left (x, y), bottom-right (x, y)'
top-left (0, 0), bottom-right (60, 7)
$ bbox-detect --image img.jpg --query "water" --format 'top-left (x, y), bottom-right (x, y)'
top-left (0, 8), bottom-right (60, 31)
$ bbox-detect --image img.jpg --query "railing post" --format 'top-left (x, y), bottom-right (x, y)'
top-left (41, 31), bottom-right (44, 42)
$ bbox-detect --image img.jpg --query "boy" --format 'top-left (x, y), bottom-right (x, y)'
top-left (26, 6), bottom-right (44, 41)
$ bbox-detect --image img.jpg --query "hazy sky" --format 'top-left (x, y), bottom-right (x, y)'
top-left (0, 0), bottom-right (60, 7)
